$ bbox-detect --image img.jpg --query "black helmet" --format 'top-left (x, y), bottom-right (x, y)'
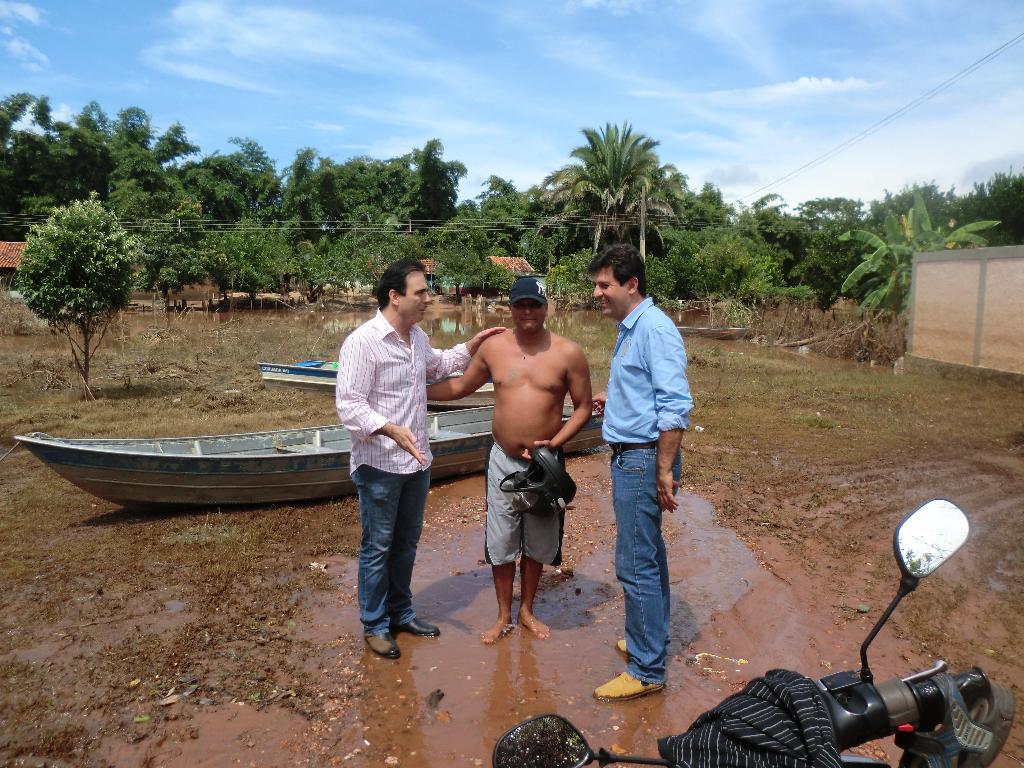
top-left (499, 447), bottom-right (577, 516)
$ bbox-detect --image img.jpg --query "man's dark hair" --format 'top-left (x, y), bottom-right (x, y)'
top-left (588, 243), bottom-right (646, 296)
top-left (376, 259), bottom-right (427, 309)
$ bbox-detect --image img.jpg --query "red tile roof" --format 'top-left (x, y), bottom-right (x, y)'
top-left (0, 242), bottom-right (25, 270)
top-left (489, 256), bottom-right (536, 274)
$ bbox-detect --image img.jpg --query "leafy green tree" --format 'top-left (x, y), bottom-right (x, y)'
top-left (958, 171), bottom-right (1024, 246)
top-left (681, 232), bottom-right (785, 300)
top-left (107, 107), bottom-right (196, 218)
top-left (136, 199), bottom-right (209, 306)
top-left (477, 175), bottom-right (530, 256)
top-left (208, 224), bottom-right (292, 304)
top-left (485, 261), bottom-right (516, 294)
top-left (281, 148), bottom-right (325, 240)
top-left (427, 218), bottom-right (489, 292)
top-left (296, 239), bottom-right (335, 301)
top-left (791, 197), bottom-right (865, 309)
top-left (543, 122), bottom-right (685, 256)
top-left (16, 196), bottom-right (140, 398)
top-left (181, 137), bottom-right (281, 222)
top-left (737, 194), bottom-right (808, 281)
top-left (327, 155), bottom-right (417, 223)
top-left (645, 254), bottom-right (675, 301)
top-left (841, 193), bottom-right (999, 312)
top-left (410, 139), bottom-right (466, 222)
top-left (866, 183), bottom-right (957, 235)
top-left (545, 248), bottom-right (593, 300)
top-left (687, 181), bottom-right (733, 227)
top-left (341, 209), bottom-right (405, 286)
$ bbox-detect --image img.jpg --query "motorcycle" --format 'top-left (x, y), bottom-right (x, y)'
top-left (492, 499), bottom-right (1015, 768)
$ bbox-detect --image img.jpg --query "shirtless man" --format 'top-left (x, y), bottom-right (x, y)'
top-left (427, 277), bottom-right (592, 643)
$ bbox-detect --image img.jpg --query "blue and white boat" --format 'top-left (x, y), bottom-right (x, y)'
top-left (258, 360), bottom-right (495, 409)
top-left (257, 360), bottom-right (340, 392)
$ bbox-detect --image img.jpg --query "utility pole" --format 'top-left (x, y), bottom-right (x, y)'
top-left (639, 196), bottom-right (647, 262)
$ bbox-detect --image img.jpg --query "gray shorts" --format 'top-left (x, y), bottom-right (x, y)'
top-left (485, 442), bottom-right (565, 567)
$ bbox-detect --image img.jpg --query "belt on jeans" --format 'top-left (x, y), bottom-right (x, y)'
top-left (609, 441), bottom-right (657, 455)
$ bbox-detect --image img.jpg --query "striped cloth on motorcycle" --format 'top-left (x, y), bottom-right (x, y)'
top-left (657, 669), bottom-right (843, 768)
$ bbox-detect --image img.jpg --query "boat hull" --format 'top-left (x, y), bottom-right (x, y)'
top-left (16, 407), bottom-right (605, 510)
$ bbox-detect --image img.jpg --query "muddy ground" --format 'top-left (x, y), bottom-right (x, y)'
top-left (1, 301), bottom-right (1023, 767)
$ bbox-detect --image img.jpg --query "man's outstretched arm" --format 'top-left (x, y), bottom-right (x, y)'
top-left (427, 351), bottom-right (491, 401)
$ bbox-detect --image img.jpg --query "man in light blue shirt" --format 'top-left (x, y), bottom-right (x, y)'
top-left (589, 243), bottom-right (692, 701)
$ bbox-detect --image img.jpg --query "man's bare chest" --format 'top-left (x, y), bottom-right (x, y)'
top-left (489, 350), bottom-right (566, 393)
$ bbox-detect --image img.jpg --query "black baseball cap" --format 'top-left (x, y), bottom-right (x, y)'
top-left (509, 277), bottom-right (547, 306)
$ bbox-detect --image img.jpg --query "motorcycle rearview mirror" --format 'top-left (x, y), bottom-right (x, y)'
top-left (859, 499), bottom-right (969, 684)
top-left (493, 715), bottom-right (592, 768)
top-left (895, 498), bottom-right (969, 579)
top-left (492, 714), bottom-right (673, 768)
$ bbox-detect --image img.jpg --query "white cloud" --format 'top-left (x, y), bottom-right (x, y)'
top-left (4, 35), bottom-right (46, 70)
top-left (960, 153), bottom-right (1024, 189)
top-left (347, 102), bottom-right (503, 140)
top-left (565, 0), bottom-right (647, 14)
top-left (688, 0), bottom-right (779, 77)
top-left (143, 0), bottom-right (480, 96)
top-left (142, 52), bottom-right (276, 93)
top-left (0, 1), bottom-right (41, 25)
top-left (706, 164), bottom-right (761, 187)
top-left (685, 88), bottom-right (1024, 206)
top-left (309, 121), bottom-right (346, 134)
top-left (740, 76), bottom-right (873, 102)
top-left (633, 76), bottom-right (875, 110)
top-left (0, 1), bottom-right (45, 70)
top-left (51, 102), bottom-right (72, 122)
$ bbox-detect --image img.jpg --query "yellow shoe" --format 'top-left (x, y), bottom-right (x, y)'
top-left (594, 672), bottom-right (664, 701)
top-left (615, 639), bottom-right (628, 657)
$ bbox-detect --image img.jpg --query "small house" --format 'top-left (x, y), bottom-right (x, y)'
top-left (0, 242), bottom-right (26, 289)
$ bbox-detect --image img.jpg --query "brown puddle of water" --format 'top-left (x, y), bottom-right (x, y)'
top-left (285, 451), bottom-right (850, 766)
top-left (100, 451), bottom-right (913, 767)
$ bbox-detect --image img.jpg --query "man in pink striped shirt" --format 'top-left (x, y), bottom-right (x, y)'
top-left (336, 259), bottom-right (504, 659)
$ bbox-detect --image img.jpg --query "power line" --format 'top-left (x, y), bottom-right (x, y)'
top-left (0, 210), bottom-right (736, 233)
top-left (738, 30), bottom-right (1024, 204)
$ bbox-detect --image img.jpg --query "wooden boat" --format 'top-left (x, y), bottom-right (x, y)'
top-left (15, 406), bottom-right (604, 511)
top-left (676, 326), bottom-right (750, 341)
top-left (258, 360), bottom-right (495, 410)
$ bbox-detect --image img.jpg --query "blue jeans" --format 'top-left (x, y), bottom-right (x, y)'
top-left (611, 447), bottom-right (681, 684)
top-left (351, 464), bottom-right (431, 636)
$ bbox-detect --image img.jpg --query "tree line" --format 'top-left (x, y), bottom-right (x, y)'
top-left (3, 93), bottom-right (1022, 310)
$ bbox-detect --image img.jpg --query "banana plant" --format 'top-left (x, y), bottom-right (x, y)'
top-left (840, 193), bottom-right (998, 312)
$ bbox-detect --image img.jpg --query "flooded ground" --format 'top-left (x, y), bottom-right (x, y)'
top-left (2, 303), bottom-right (1023, 766)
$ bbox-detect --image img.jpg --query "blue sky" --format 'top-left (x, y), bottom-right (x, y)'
top-left (2, 0), bottom-right (1023, 209)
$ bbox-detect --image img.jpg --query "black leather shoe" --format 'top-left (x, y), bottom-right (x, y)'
top-left (365, 632), bottom-right (400, 659)
top-left (390, 618), bottom-right (440, 637)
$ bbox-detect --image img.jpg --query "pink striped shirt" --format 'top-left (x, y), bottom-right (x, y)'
top-left (335, 310), bottom-right (470, 475)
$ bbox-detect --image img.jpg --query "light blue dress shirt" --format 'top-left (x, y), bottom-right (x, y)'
top-left (603, 297), bottom-right (693, 443)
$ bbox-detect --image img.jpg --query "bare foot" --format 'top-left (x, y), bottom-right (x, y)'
top-left (518, 609), bottom-right (550, 640)
top-left (480, 619), bottom-right (515, 645)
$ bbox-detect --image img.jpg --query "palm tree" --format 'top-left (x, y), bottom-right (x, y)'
top-left (840, 193), bottom-right (998, 312)
top-left (543, 122), bottom-right (686, 259)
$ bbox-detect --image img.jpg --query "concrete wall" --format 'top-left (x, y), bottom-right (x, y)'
top-left (908, 246), bottom-right (1024, 376)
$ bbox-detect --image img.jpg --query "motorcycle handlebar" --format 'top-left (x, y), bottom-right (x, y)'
top-left (879, 669), bottom-right (991, 731)
top-left (827, 668), bottom-right (994, 751)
